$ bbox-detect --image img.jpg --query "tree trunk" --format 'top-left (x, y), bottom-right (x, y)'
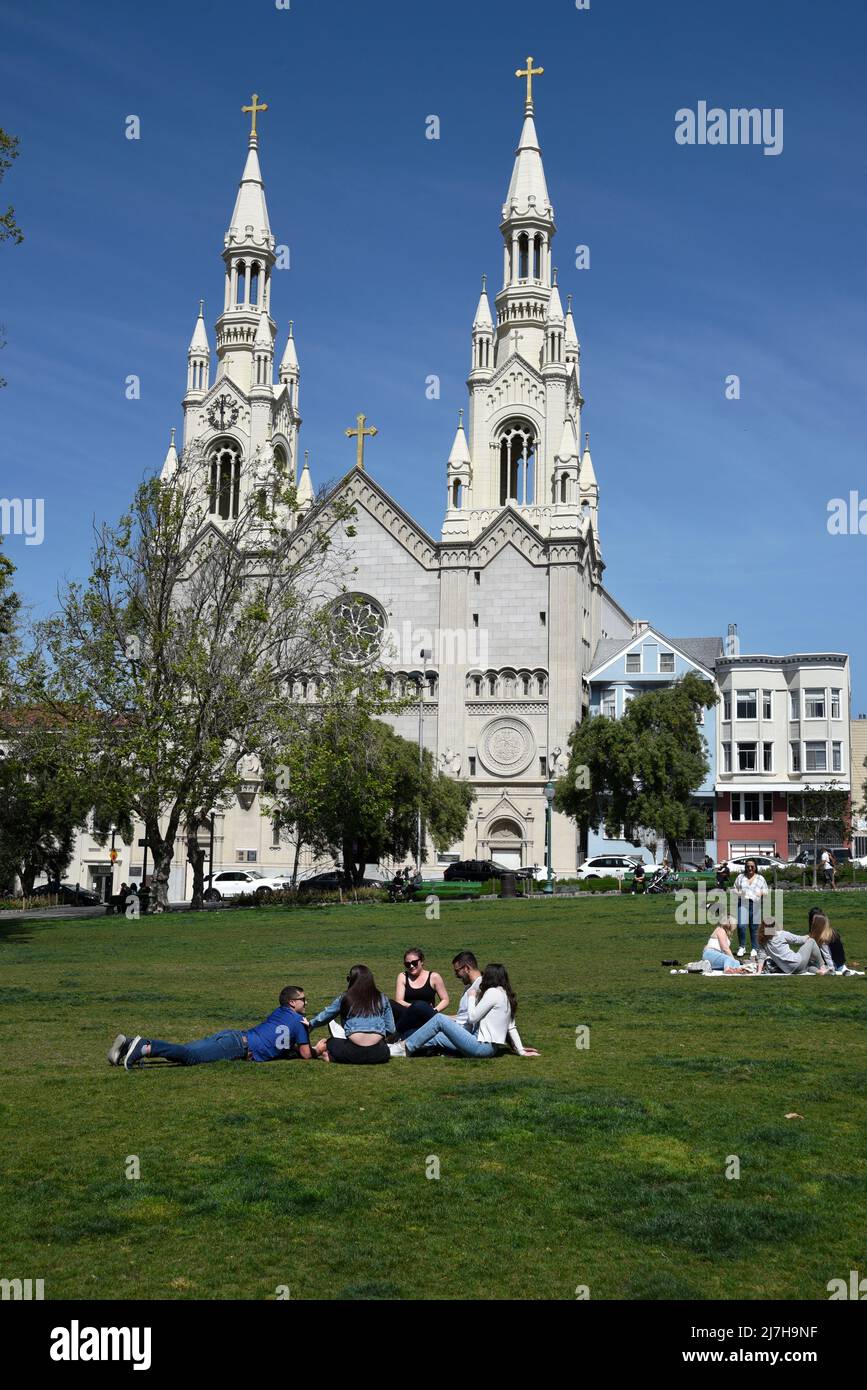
top-left (147, 821), bottom-right (173, 912)
top-left (186, 819), bottom-right (206, 911)
top-left (291, 835), bottom-right (302, 889)
top-left (667, 837), bottom-right (681, 871)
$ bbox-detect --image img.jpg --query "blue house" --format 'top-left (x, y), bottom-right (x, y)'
top-left (585, 625), bottom-right (723, 865)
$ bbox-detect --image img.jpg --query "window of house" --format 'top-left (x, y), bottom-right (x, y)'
top-left (601, 693), bottom-right (616, 718)
top-left (790, 690), bottom-right (799, 720)
top-left (659, 651), bottom-right (675, 673)
top-left (763, 742), bottom-right (774, 772)
top-left (805, 741), bottom-right (827, 772)
top-left (831, 688), bottom-right (841, 719)
top-left (723, 693), bottom-right (731, 721)
top-left (468, 756), bottom-right (476, 776)
top-left (790, 741), bottom-right (801, 773)
top-left (762, 690), bottom-right (773, 719)
top-left (736, 689), bottom-right (757, 720)
top-left (236, 850), bottom-right (258, 863)
top-left (804, 688), bottom-right (825, 719)
top-left (626, 652), bottom-right (641, 674)
top-left (732, 792), bottom-right (773, 822)
top-left (539, 756), bottom-right (547, 776)
top-left (722, 741), bottom-right (732, 773)
top-left (737, 742), bottom-right (757, 771)
top-left (832, 741), bottom-right (842, 772)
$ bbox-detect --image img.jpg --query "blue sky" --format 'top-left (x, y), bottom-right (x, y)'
top-left (2, 0), bottom-right (866, 706)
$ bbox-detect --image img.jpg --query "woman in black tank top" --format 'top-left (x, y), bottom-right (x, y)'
top-left (390, 948), bottom-right (449, 1040)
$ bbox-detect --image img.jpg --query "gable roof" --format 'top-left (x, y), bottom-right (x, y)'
top-left (589, 628), bottom-right (723, 680)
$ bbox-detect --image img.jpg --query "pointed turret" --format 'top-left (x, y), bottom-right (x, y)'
top-left (470, 275), bottom-right (494, 375)
top-left (251, 309), bottom-right (274, 391)
top-left (160, 427), bottom-right (178, 481)
top-left (279, 320), bottom-right (299, 380)
top-left (186, 300), bottom-right (210, 395)
top-left (446, 410), bottom-right (472, 513)
top-left (472, 276), bottom-right (494, 331)
top-left (546, 271), bottom-right (564, 324)
top-left (564, 292), bottom-right (579, 364)
top-left (579, 432), bottom-right (599, 527)
top-left (503, 110), bottom-right (553, 223)
top-left (297, 451), bottom-right (314, 510)
top-left (226, 134), bottom-right (273, 253)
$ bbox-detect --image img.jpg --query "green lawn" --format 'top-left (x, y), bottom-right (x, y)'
top-left (1, 895), bottom-right (865, 1301)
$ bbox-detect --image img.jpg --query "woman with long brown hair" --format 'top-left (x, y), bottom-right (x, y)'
top-left (308, 964), bottom-right (394, 1064)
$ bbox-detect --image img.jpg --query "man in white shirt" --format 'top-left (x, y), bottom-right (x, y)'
top-left (452, 950), bottom-right (482, 1029)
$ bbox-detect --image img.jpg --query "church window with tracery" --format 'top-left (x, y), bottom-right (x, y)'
top-left (209, 441), bottom-right (242, 520)
top-left (498, 419), bottom-right (537, 505)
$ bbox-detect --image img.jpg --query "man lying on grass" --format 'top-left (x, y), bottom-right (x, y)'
top-left (108, 986), bottom-right (313, 1068)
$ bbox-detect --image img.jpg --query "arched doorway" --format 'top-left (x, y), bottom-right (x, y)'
top-left (487, 817), bottom-right (524, 870)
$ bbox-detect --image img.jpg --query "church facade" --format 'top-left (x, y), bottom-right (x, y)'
top-left (72, 71), bottom-right (642, 899)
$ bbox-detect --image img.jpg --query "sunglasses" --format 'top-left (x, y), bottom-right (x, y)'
top-left (404, 959), bottom-right (421, 968)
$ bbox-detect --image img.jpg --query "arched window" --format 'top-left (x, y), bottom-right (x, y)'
top-left (249, 262), bottom-right (260, 305)
top-left (452, 478), bottom-right (462, 509)
top-left (234, 260), bottom-right (246, 306)
top-left (209, 441), bottom-right (241, 520)
top-left (498, 420), bottom-right (537, 506)
top-left (560, 474), bottom-right (568, 503)
top-left (518, 233), bottom-right (529, 279)
top-left (533, 235), bottom-right (542, 279)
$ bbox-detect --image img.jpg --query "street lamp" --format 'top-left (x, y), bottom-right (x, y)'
top-left (416, 648), bottom-right (431, 875)
top-left (543, 780), bottom-right (556, 895)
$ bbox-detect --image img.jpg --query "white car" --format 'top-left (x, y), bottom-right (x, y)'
top-left (575, 854), bottom-right (643, 881)
top-left (720, 854), bottom-right (785, 876)
top-left (204, 869), bottom-right (292, 901)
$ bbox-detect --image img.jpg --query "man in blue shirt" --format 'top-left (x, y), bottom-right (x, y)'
top-left (108, 986), bottom-right (313, 1068)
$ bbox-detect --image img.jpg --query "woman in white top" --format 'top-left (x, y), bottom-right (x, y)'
top-left (396, 964), bottom-right (534, 1058)
top-left (701, 917), bottom-right (753, 973)
top-left (734, 859), bottom-right (768, 958)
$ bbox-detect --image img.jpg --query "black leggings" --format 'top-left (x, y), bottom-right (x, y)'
top-left (389, 1001), bottom-right (436, 1039)
top-left (326, 1037), bottom-right (390, 1064)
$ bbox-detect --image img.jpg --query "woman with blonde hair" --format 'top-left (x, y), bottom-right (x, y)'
top-left (700, 916), bottom-right (753, 973)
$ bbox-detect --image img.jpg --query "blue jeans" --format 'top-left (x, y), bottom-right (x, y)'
top-left (702, 947), bottom-right (737, 972)
top-left (147, 1028), bottom-right (248, 1065)
top-left (405, 1013), bottom-right (497, 1058)
top-left (737, 899), bottom-right (759, 951)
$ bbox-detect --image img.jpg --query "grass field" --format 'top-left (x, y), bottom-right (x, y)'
top-left (2, 894), bottom-right (866, 1301)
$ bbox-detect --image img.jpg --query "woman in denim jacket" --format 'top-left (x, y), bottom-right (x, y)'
top-left (308, 964), bottom-right (394, 1064)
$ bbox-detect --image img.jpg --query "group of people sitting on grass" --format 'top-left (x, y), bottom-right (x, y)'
top-left (107, 948), bottom-right (540, 1070)
top-left (699, 908), bottom-right (862, 976)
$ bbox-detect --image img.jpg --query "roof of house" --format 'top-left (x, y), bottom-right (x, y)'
top-left (590, 630), bottom-right (724, 677)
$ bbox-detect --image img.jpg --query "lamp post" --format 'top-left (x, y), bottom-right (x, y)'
top-left (544, 780), bottom-right (556, 894)
top-left (416, 648), bottom-right (431, 875)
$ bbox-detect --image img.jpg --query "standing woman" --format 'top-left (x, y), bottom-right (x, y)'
top-left (733, 858), bottom-right (768, 959)
top-left (391, 948), bottom-right (450, 1039)
top-left (308, 965), bottom-right (394, 1064)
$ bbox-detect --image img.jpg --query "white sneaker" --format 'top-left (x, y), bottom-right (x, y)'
top-left (750, 948), bottom-right (757, 960)
top-left (388, 1041), bottom-right (407, 1058)
top-left (737, 946), bottom-right (745, 957)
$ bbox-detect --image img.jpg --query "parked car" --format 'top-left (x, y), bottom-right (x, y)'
top-left (203, 869), bottom-right (293, 902)
top-left (32, 880), bottom-right (102, 906)
top-left (788, 847), bottom-right (851, 868)
top-left (720, 854), bottom-right (785, 875)
top-left (297, 870), bottom-right (382, 892)
top-left (443, 860), bottom-right (504, 882)
top-left (575, 854), bottom-right (643, 882)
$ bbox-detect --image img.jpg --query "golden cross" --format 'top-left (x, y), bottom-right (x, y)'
top-left (515, 56), bottom-right (543, 109)
top-left (345, 412), bottom-right (378, 470)
top-left (242, 93), bottom-right (268, 138)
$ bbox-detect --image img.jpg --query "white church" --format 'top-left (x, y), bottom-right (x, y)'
top-left (74, 67), bottom-right (642, 899)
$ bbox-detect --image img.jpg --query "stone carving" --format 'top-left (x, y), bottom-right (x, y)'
top-left (478, 716), bottom-right (536, 777)
top-left (439, 748), bottom-right (462, 775)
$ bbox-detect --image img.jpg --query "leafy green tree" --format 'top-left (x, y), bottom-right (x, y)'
top-left (556, 671), bottom-right (718, 869)
top-left (787, 782), bottom-right (851, 889)
top-left (30, 451), bottom-right (356, 909)
top-left (0, 536), bottom-right (21, 695)
top-left (271, 705), bottom-right (474, 885)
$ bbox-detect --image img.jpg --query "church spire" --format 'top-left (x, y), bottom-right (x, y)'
top-left (215, 95), bottom-right (277, 392)
top-left (186, 300), bottom-right (210, 395)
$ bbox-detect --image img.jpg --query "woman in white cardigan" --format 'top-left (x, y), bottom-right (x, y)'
top-left (395, 964), bottom-right (534, 1057)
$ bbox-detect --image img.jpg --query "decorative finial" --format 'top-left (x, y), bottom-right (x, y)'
top-left (458, 408), bottom-right (464, 426)
top-left (481, 273), bottom-right (487, 292)
top-left (304, 449), bottom-right (309, 468)
top-left (515, 56), bottom-right (544, 112)
top-left (552, 266), bottom-right (558, 285)
top-left (169, 427), bottom-right (175, 445)
top-left (242, 92), bottom-right (268, 140)
top-left (288, 319), bottom-right (294, 337)
top-left (567, 293), bottom-right (573, 312)
top-left (198, 298), bottom-right (204, 316)
top-left (585, 432), bottom-right (590, 449)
